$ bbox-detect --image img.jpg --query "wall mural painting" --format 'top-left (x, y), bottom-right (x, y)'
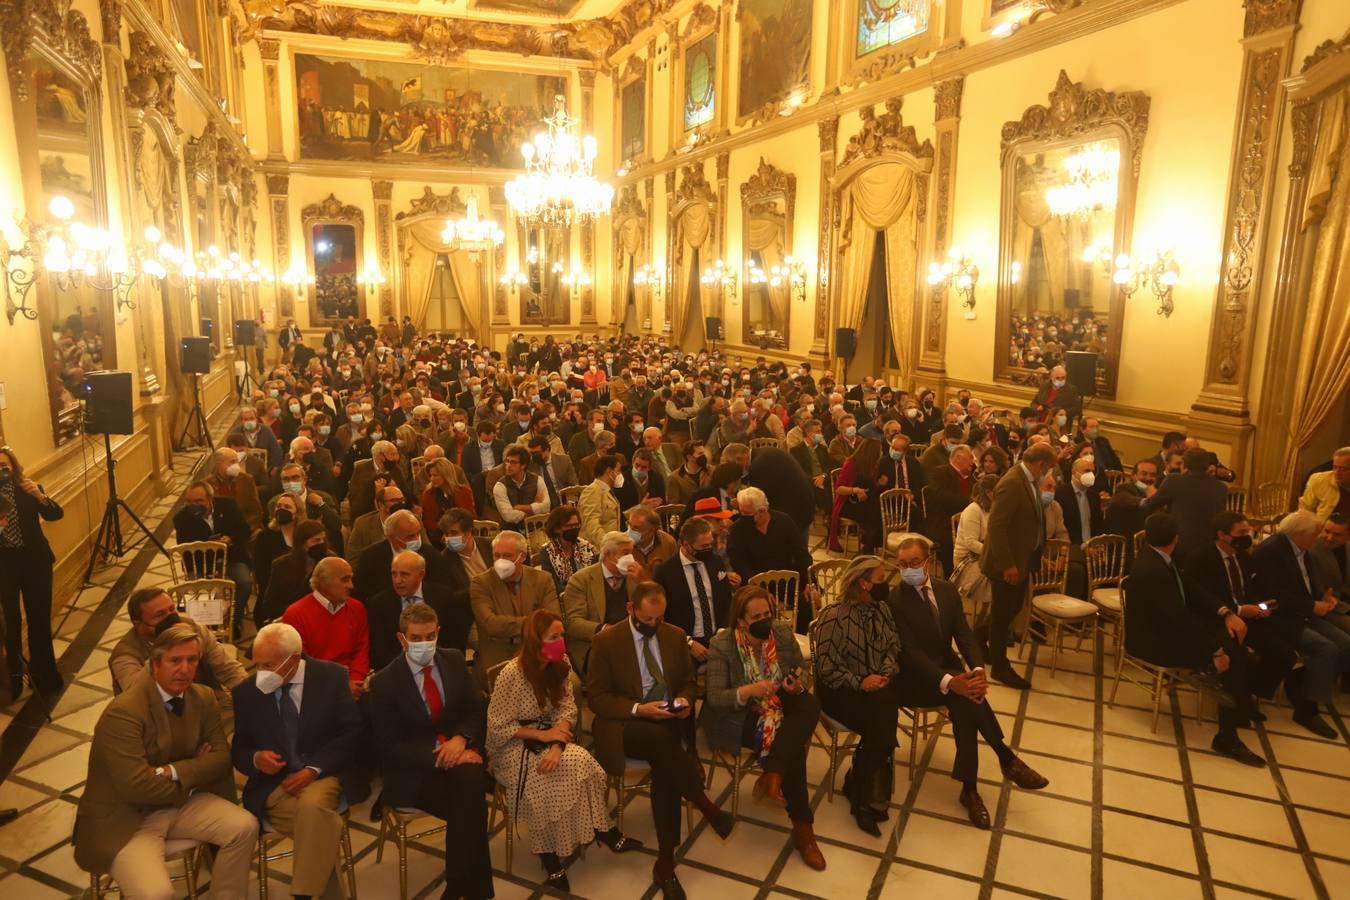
top-left (621, 76), bottom-right (645, 160)
top-left (737, 0), bottom-right (812, 119)
top-left (857, 0), bottom-right (930, 58)
top-left (295, 54), bottom-right (565, 168)
top-left (684, 33), bottom-right (716, 132)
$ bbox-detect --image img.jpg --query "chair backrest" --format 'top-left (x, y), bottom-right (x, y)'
top-left (1132, 529), bottom-right (1146, 559)
top-left (165, 578), bottom-right (236, 641)
top-left (559, 485), bottom-right (585, 507)
top-left (1225, 486), bottom-right (1247, 514)
top-left (1084, 534), bottom-right (1126, 591)
top-left (655, 503), bottom-right (684, 534)
top-left (167, 541), bottom-right (229, 584)
top-left (749, 569), bottom-right (800, 624)
top-left (950, 512), bottom-right (961, 547)
top-left (750, 437), bottom-right (781, 451)
top-left (828, 467), bottom-right (842, 495)
top-left (808, 559), bottom-right (849, 606)
top-left (1117, 574), bottom-right (1130, 646)
top-left (1029, 539), bottom-right (1070, 595)
top-left (486, 659), bottom-right (510, 694)
top-left (523, 513), bottom-right (549, 555)
top-left (879, 488), bottom-right (913, 534)
top-left (907, 442), bottom-right (926, 460)
top-left (472, 519), bottom-right (501, 540)
top-left (1252, 481), bottom-right (1289, 519)
top-left (1103, 469), bottom-right (1127, 493)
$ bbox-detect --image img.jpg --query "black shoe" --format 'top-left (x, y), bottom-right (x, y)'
top-left (368, 795), bottom-right (384, 823)
top-left (596, 827), bottom-right (643, 853)
top-left (654, 874), bottom-right (687, 900)
top-left (1293, 709), bottom-right (1338, 739)
top-left (850, 804), bottom-right (881, 837)
top-left (868, 804), bottom-right (890, 822)
top-left (541, 853), bottom-right (570, 893)
top-left (991, 664), bottom-right (1031, 690)
top-left (706, 808), bottom-right (735, 839)
top-left (1212, 733), bottom-right (1266, 767)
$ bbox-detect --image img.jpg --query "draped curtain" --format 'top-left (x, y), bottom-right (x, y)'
top-left (1283, 87), bottom-right (1350, 486)
top-left (614, 218), bottom-right (643, 326)
top-left (1011, 188), bottom-right (1069, 313)
top-left (400, 218), bottom-right (482, 335)
top-left (837, 164), bottom-right (917, 381)
top-left (672, 202), bottom-right (714, 343)
top-left (745, 214), bottom-right (790, 332)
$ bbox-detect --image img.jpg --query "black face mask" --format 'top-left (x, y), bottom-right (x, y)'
top-left (531, 453), bottom-right (546, 466)
top-left (1230, 534), bottom-right (1254, 552)
top-left (275, 508), bottom-right (295, 525)
top-left (561, 527), bottom-right (581, 544)
top-left (153, 612), bottom-right (183, 635)
top-left (189, 504), bottom-right (209, 517)
top-left (0, 469), bottom-right (11, 482)
top-left (693, 547), bottom-right (718, 566)
top-left (747, 618), bottom-right (773, 640)
top-left (307, 543), bottom-right (329, 561)
top-left (631, 616), bottom-right (660, 638)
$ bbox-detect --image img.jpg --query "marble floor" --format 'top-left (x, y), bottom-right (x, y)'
top-left (1, 428), bottom-right (1348, 899)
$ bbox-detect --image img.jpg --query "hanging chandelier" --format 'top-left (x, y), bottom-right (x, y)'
top-left (505, 94), bottom-right (614, 228)
top-left (1045, 142), bottom-right (1119, 220)
top-left (441, 194), bottom-right (504, 251)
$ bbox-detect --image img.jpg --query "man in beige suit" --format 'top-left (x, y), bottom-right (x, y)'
top-left (75, 624), bottom-right (257, 897)
top-left (109, 587), bottom-right (247, 696)
top-left (562, 531), bottom-right (639, 671)
top-left (980, 443), bottom-right (1057, 690)
top-left (468, 530), bottom-right (560, 684)
top-left (579, 454), bottom-right (624, 548)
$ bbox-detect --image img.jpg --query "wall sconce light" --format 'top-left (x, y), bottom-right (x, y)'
top-left (499, 270), bottom-right (528, 293)
top-left (634, 262), bottom-right (665, 302)
top-left (701, 258), bottom-right (738, 303)
top-left (1111, 249), bottom-right (1181, 317)
top-left (358, 269), bottom-right (387, 295)
top-left (927, 247), bottom-right (979, 313)
top-left (280, 266), bottom-right (315, 292)
top-left (772, 255), bottom-right (808, 303)
top-left (560, 266), bottom-right (592, 289)
top-left (1010, 260), bottom-right (1022, 285)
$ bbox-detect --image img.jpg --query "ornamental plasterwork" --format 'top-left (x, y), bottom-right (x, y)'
top-left (1, 0), bottom-right (102, 101)
top-left (999, 70), bottom-right (1150, 176)
top-left (301, 193), bottom-right (364, 225)
top-left (740, 158), bottom-right (796, 215)
top-left (840, 97), bottom-right (935, 168)
top-left (396, 186), bottom-right (467, 221)
top-left (674, 161), bottom-right (717, 206)
top-left (125, 31), bottom-right (176, 119)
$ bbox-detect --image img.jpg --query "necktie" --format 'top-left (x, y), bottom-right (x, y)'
top-left (167, 696), bottom-right (184, 717)
top-left (608, 574), bottom-right (623, 591)
top-left (540, 464), bottom-right (558, 506)
top-left (922, 586), bottom-right (941, 628)
top-left (1169, 562), bottom-right (1186, 602)
top-left (642, 636), bottom-right (667, 702)
top-left (1224, 555), bottom-right (1245, 604)
top-left (900, 459), bottom-right (910, 490)
top-left (277, 683), bottom-right (301, 769)
top-left (689, 562), bottom-right (714, 638)
top-left (421, 665), bottom-right (443, 721)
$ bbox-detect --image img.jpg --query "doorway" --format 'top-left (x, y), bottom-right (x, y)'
top-left (847, 232), bottom-right (896, 381)
top-left (425, 253), bottom-right (468, 337)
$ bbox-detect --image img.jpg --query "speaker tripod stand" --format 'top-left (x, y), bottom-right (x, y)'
top-left (236, 346), bottom-right (262, 400)
top-left (175, 372), bottom-right (213, 451)
top-left (83, 432), bottom-right (167, 585)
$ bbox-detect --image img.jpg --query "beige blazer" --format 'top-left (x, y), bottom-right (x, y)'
top-left (74, 671), bottom-right (235, 874)
top-left (561, 562), bottom-right (637, 669)
top-left (468, 566), bottom-right (560, 683)
top-left (108, 618), bottom-right (246, 695)
top-left (578, 480), bottom-right (621, 548)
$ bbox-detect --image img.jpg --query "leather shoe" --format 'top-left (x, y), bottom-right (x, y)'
top-left (850, 805), bottom-right (881, 837)
top-left (791, 820), bottom-right (826, 870)
top-left (960, 788), bottom-right (991, 829)
top-left (1211, 733), bottom-right (1265, 767)
top-left (1293, 709), bottom-right (1338, 740)
top-left (654, 874), bottom-right (687, 900)
top-left (1001, 756), bottom-right (1049, 790)
top-left (753, 771), bottom-right (786, 806)
top-left (707, 808), bottom-right (735, 839)
top-left (991, 664), bottom-right (1031, 690)
top-left (368, 795), bottom-right (384, 823)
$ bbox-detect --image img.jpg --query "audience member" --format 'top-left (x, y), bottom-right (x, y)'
top-left (354, 508), bottom-right (448, 602)
top-left (368, 550), bottom-right (469, 670)
top-left (110, 588), bottom-right (246, 695)
top-left (346, 484), bottom-right (409, 563)
top-left (1299, 447), bottom-right (1350, 518)
top-left (1145, 448), bottom-right (1229, 559)
top-left (492, 445), bottom-right (550, 531)
top-left (655, 517), bottom-right (732, 661)
top-left (561, 531), bottom-right (640, 671)
top-left (281, 557), bottom-right (369, 699)
top-left (952, 475), bottom-right (1000, 620)
top-left (257, 520), bottom-right (329, 627)
top-left (922, 443), bottom-right (977, 572)
top-left (469, 530), bottom-right (561, 684)
top-left (173, 480), bottom-right (253, 639)
top-left (628, 505), bottom-right (678, 573)
top-left (728, 487), bottom-right (816, 632)
top-left (205, 446), bottom-right (263, 532)
top-left (0, 445), bottom-right (64, 695)
top-left (538, 504), bottom-right (599, 593)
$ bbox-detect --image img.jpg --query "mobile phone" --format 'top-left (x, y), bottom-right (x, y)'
top-left (1257, 602), bottom-right (1269, 611)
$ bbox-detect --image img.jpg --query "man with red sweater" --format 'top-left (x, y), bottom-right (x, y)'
top-left (281, 557), bottom-right (370, 699)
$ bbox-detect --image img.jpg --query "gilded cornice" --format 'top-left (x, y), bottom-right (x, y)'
top-left (1, 0), bottom-right (102, 101)
top-left (1000, 70), bottom-right (1150, 176)
top-left (1301, 32), bottom-right (1350, 73)
top-left (371, 180), bottom-right (393, 202)
top-left (674, 162), bottom-right (716, 206)
top-left (266, 174), bottom-right (290, 194)
top-left (681, 3), bottom-right (717, 39)
top-left (934, 76), bottom-right (965, 121)
top-left (98, 0), bottom-right (121, 41)
top-left (302, 193), bottom-right (364, 224)
top-left (740, 158), bottom-right (795, 208)
top-left (1027, 0), bottom-right (1085, 24)
top-left (395, 187), bottom-right (467, 221)
top-left (185, 123), bottom-right (220, 183)
top-left (613, 183), bottom-right (647, 222)
top-left (125, 30), bottom-right (176, 119)
top-left (840, 98), bottom-right (935, 168)
top-left (1242, 0), bottom-right (1301, 37)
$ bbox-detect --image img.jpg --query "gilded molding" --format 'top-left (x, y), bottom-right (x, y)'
top-left (814, 115), bottom-right (839, 345)
top-left (185, 123), bottom-right (220, 183)
top-left (1288, 100), bottom-right (1316, 179)
top-left (301, 193), bottom-right (364, 224)
top-left (1301, 33), bottom-right (1350, 72)
top-left (928, 128), bottom-right (956, 355)
top-left (622, 55), bottom-right (645, 81)
top-left (1, 0), bottom-right (103, 101)
top-left (1026, 0), bottom-right (1084, 23)
top-left (1242, 0), bottom-right (1301, 37)
top-left (1000, 70), bottom-right (1150, 176)
top-left (371, 180), bottom-right (393, 201)
top-left (840, 98), bottom-right (935, 168)
top-left (613, 183), bottom-right (647, 222)
top-left (934, 76), bottom-right (965, 121)
top-left (674, 162), bottom-right (716, 206)
top-left (258, 37), bottom-right (281, 61)
top-left (396, 186), bottom-right (467, 220)
top-left (98, 0), bottom-right (121, 41)
top-left (372, 182), bottom-right (394, 318)
top-left (266, 174), bottom-right (290, 195)
top-left (681, 3), bottom-right (717, 39)
top-left (125, 30), bottom-right (176, 118)
top-left (716, 151), bottom-right (730, 182)
top-left (740, 158), bottom-right (796, 211)
top-left (848, 48), bottom-right (920, 88)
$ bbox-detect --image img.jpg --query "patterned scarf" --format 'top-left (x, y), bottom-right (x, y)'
top-left (735, 625), bottom-right (783, 766)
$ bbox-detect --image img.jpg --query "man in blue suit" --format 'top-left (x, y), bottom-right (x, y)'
top-left (231, 622), bottom-right (366, 899)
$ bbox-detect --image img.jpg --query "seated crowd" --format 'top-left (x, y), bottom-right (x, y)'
top-left (78, 327), bottom-right (1350, 900)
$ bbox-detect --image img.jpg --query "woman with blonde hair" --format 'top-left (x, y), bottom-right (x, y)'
top-left (251, 491), bottom-right (306, 608)
top-left (421, 456), bottom-right (474, 547)
top-left (952, 474), bottom-right (1000, 621)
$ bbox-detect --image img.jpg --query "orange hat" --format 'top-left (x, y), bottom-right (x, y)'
top-left (692, 496), bottom-right (734, 519)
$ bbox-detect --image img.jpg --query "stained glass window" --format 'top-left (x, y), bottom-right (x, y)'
top-left (856, 0), bottom-right (930, 58)
top-left (684, 34), bottom-right (716, 131)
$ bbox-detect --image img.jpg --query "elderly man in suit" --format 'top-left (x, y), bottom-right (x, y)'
top-left (75, 625), bottom-right (258, 896)
top-left (981, 443), bottom-right (1058, 689)
top-left (641, 426), bottom-right (682, 480)
top-left (562, 530), bottom-right (640, 671)
top-left (888, 536), bottom-right (1048, 828)
top-left (616, 448), bottom-right (667, 513)
top-left (347, 440), bottom-right (410, 522)
top-left (368, 550), bottom-right (469, 670)
top-left (1032, 365), bottom-right (1083, 426)
top-left (354, 508), bottom-right (450, 603)
top-left (231, 622), bottom-right (366, 899)
top-left (587, 582), bottom-right (733, 900)
top-left (1144, 448), bottom-right (1229, 560)
top-left (629, 505), bottom-right (678, 574)
top-left (923, 443), bottom-right (977, 574)
top-left (369, 602), bottom-right (492, 900)
top-left (174, 479), bottom-right (253, 640)
top-left (655, 516), bottom-right (733, 664)
top-left (527, 434), bottom-right (575, 509)
top-left (229, 402), bottom-right (283, 470)
top-left (468, 529), bottom-right (560, 684)
top-left (579, 453), bottom-right (625, 548)
top-left (345, 483), bottom-right (410, 563)
top-left (110, 588), bottom-right (246, 696)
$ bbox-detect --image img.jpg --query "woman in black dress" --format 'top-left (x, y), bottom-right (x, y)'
top-left (0, 447), bottom-right (64, 697)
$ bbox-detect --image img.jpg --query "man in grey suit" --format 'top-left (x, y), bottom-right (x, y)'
top-left (1144, 448), bottom-right (1229, 560)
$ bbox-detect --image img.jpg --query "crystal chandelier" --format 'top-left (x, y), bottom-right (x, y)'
top-left (1045, 142), bottom-right (1119, 219)
top-left (505, 94), bottom-right (614, 228)
top-left (441, 194), bottom-right (504, 251)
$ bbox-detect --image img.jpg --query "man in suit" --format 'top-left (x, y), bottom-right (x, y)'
top-left (345, 484), bottom-right (407, 563)
top-left (655, 517), bottom-right (732, 664)
top-left (641, 427), bottom-right (682, 481)
top-left (681, 463), bottom-right (743, 523)
top-left (562, 531), bottom-right (639, 671)
top-left (1309, 513), bottom-right (1350, 617)
top-left (1032, 364), bottom-right (1082, 426)
top-left (1075, 417), bottom-right (1122, 476)
top-left (230, 402), bottom-right (284, 470)
top-left (468, 530), bottom-right (561, 684)
top-left (616, 448), bottom-right (667, 514)
top-left (981, 443), bottom-right (1058, 689)
top-left (1056, 458), bottom-right (1104, 548)
top-left (629, 505), bottom-right (678, 574)
top-left (174, 480), bottom-right (253, 639)
top-left (74, 625), bottom-right (258, 895)
top-left (790, 419), bottom-right (834, 514)
top-left (1144, 448), bottom-right (1229, 560)
top-left (579, 454), bottom-right (625, 548)
top-left (878, 432), bottom-right (926, 501)
top-left (1105, 459), bottom-right (1159, 550)
top-left (587, 582), bottom-right (733, 900)
top-left (281, 435), bottom-right (338, 502)
top-left (923, 444), bottom-right (977, 573)
top-left (109, 588), bottom-right (246, 695)
top-left (347, 439), bottom-right (411, 522)
top-left (921, 425), bottom-right (966, 483)
top-left (231, 623), bottom-right (366, 899)
top-left (275, 461), bottom-right (344, 555)
top-left (354, 509), bottom-right (450, 603)
top-left (368, 550), bottom-right (470, 670)
top-left (527, 434), bottom-right (575, 509)
top-left (1252, 511), bottom-right (1350, 738)
top-left (461, 421), bottom-right (506, 512)
top-left (1127, 514), bottom-right (1265, 764)
top-left (728, 487), bottom-right (816, 632)
top-left (440, 508), bottom-right (493, 580)
top-left (369, 602), bottom-right (492, 899)
top-left (889, 537), bottom-right (1048, 828)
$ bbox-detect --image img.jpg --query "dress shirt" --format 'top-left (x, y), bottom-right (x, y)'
top-left (914, 580), bottom-right (957, 696)
top-left (679, 550), bottom-right (714, 638)
top-left (492, 474), bottom-right (548, 523)
top-left (153, 682), bottom-right (185, 782)
top-left (313, 589), bottom-right (346, 615)
top-left (1074, 487), bottom-right (1092, 545)
top-left (628, 618), bottom-right (662, 715)
top-left (457, 545), bottom-right (488, 578)
top-left (477, 441), bottom-right (497, 471)
top-left (1218, 545), bottom-right (1244, 605)
top-left (399, 587), bottom-right (425, 608)
top-left (1292, 544), bottom-right (1312, 592)
top-left (279, 658), bottom-right (307, 714)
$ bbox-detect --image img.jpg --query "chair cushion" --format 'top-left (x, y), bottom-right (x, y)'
top-left (1032, 593), bottom-right (1098, 619)
top-left (886, 532), bottom-right (903, 551)
top-left (1091, 587), bottom-right (1122, 611)
top-left (794, 632), bottom-right (812, 660)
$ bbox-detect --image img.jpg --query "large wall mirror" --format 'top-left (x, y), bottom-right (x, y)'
top-left (995, 71), bottom-right (1150, 399)
top-left (302, 194), bottom-right (365, 324)
top-left (8, 9), bottom-right (112, 445)
top-left (518, 222), bottom-right (571, 326)
top-left (740, 158), bottom-right (795, 349)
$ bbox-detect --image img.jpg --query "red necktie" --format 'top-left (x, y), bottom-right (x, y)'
top-left (421, 665), bottom-right (448, 746)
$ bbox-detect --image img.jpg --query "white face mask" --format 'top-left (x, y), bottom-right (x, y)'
top-left (612, 472), bottom-right (625, 490)
top-left (493, 557), bottom-right (517, 580)
top-left (404, 537), bottom-right (422, 552)
top-left (1078, 472), bottom-right (1096, 488)
top-left (406, 640), bottom-right (436, 667)
top-left (224, 463), bottom-right (241, 479)
top-left (255, 655), bottom-right (295, 695)
top-left (616, 553), bottom-right (637, 575)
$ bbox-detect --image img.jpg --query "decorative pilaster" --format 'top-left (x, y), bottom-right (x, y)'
top-left (643, 176), bottom-right (655, 330)
top-left (259, 38), bottom-right (284, 159)
top-left (663, 167), bottom-right (677, 332)
top-left (918, 76), bottom-right (964, 386)
top-left (715, 151), bottom-right (730, 323)
top-left (267, 174), bottom-right (292, 318)
top-left (489, 185), bottom-right (510, 327)
top-left (579, 70), bottom-right (598, 326)
top-left (371, 179), bottom-right (394, 319)
top-left (812, 115), bottom-right (839, 358)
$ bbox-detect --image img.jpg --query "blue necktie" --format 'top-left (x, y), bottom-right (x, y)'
top-left (278, 683), bottom-right (301, 772)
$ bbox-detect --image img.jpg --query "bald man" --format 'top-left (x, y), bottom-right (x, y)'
top-left (281, 558), bottom-right (369, 698)
top-left (367, 550), bottom-right (469, 670)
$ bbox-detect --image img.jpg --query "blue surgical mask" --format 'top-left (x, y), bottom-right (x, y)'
top-left (446, 535), bottom-right (466, 553)
top-left (901, 566), bottom-right (927, 587)
top-left (812, 433), bottom-right (824, 445)
top-left (633, 468), bottom-right (648, 483)
top-left (406, 640), bottom-right (436, 667)
top-left (1040, 490), bottom-right (1056, 506)
top-left (282, 481), bottom-right (303, 495)
top-left (404, 537), bottom-right (422, 552)
top-left (1134, 480), bottom-right (1150, 493)
top-left (845, 426), bottom-right (857, 438)
top-left (627, 528), bottom-right (643, 544)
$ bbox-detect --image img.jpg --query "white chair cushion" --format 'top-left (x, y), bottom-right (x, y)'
top-left (1032, 593), bottom-right (1098, 619)
top-left (794, 632), bottom-right (812, 660)
top-left (1092, 587), bottom-right (1122, 611)
top-left (885, 532), bottom-right (903, 551)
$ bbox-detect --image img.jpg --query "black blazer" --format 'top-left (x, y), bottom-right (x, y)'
top-left (615, 468), bottom-right (667, 511)
top-left (747, 447), bottom-right (816, 532)
top-left (354, 541), bottom-right (453, 604)
top-left (1054, 482), bottom-right (1105, 547)
top-left (655, 551), bottom-right (732, 641)
top-left (887, 578), bottom-right (982, 699)
top-left (1124, 547), bottom-right (1217, 667)
top-left (230, 656), bottom-right (368, 820)
top-left (366, 580), bottom-right (471, 671)
top-left (876, 453), bottom-right (926, 503)
top-left (368, 648), bottom-right (485, 808)
top-left (1184, 544), bottom-right (1261, 618)
top-left (173, 497), bottom-right (251, 567)
top-left (1251, 534), bottom-right (1317, 642)
top-left (1144, 471), bottom-right (1228, 559)
top-left (257, 554), bottom-right (313, 626)
top-left (2, 483), bottom-right (62, 564)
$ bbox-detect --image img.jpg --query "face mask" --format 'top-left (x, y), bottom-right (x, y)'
top-left (275, 508), bottom-right (294, 525)
top-left (612, 472), bottom-right (625, 490)
top-left (282, 481), bottom-right (304, 495)
top-left (631, 616), bottom-right (659, 638)
top-left (561, 527), bottom-right (581, 544)
top-left (901, 566), bottom-right (927, 587)
top-left (493, 558), bottom-right (517, 580)
top-left (1077, 472), bottom-right (1096, 489)
top-left (152, 612), bottom-right (183, 635)
top-left (224, 463), bottom-right (241, 479)
top-left (406, 640), bottom-right (436, 667)
top-left (269, 389), bottom-right (280, 398)
top-left (845, 426), bottom-right (857, 439)
top-left (404, 537), bottom-right (422, 552)
top-left (747, 618), bottom-right (773, 641)
top-left (627, 528), bottom-right (643, 544)
top-left (307, 543), bottom-right (329, 562)
top-left (243, 419), bottom-right (258, 432)
top-left (255, 668), bottom-right (285, 695)
top-left (694, 547), bottom-right (718, 566)
top-left (1040, 490), bottom-right (1056, 506)
top-left (1055, 415), bottom-right (1067, 427)
top-left (189, 503), bottom-right (209, 517)
top-left (541, 637), bottom-right (567, 664)
top-left (591, 422), bottom-right (604, 435)
top-left (1084, 428), bottom-right (1099, 440)
top-left (614, 553), bottom-right (638, 575)
top-left (1134, 480), bottom-right (1151, 493)
top-left (889, 448), bottom-right (904, 461)
top-left (864, 400), bottom-right (877, 410)
top-left (1231, 534), bottom-right (1254, 552)
top-left (633, 468), bottom-right (648, 483)
top-left (437, 533), bottom-right (463, 554)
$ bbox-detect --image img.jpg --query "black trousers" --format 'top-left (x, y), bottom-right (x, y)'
top-left (818, 682), bottom-right (897, 804)
top-left (986, 553), bottom-right (1037, 667)
top-left (622, 718), bottom-right (707, 850)
top-left (415, 763), bottom-right (493, 900)
top-left (898, 681), bottom-right (1012, 787)
top-left (1243, 620), bottom-right (1298, 700)
top-left (739, 690), bottom-right (820, 822)
top-left (0, 552), bottom-right (59, 685)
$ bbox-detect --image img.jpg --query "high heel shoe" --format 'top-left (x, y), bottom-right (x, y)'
top-left (540, 853), bottom-right (570, 893)
top-left (596, 827), bottom-right (644, 853)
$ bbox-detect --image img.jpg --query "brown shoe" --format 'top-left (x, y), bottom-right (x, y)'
top-left (791, 820), bottom-right (826, 870)
top-left (1001, 756), bottom-right (1049, 790)
top-left (753, 770), bottom-right (786, 806)
top-left (960, 788), bottom-right (991, 829)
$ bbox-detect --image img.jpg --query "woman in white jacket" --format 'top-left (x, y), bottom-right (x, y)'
top-left (952, 474), bottom-right (1001, 622)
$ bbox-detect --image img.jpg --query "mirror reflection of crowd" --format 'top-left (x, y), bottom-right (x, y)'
top-left (1007, 312), bottom-right (1107, 371)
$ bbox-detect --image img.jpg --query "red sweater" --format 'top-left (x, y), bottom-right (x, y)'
top-left (281, 593), bottom-right (370, 682)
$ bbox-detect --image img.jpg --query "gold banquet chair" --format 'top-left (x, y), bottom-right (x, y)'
top-left (90, 841), bottom-right (205, 899)
top-left (1016, 539), bottom-right (1097, 677)
top-left (1107, 576), bottom-right (1207, 733)
top-left (826, 468), bottom-right (861, 555)
top-left (165, 578), bottom-right (236, 646)
top-left (808, 559), bottom-right (849, 608)
top-left (880, 488), bottom-right (915, 555)
top-left (471, 519), bottom-right (501, 541)
top-left (750, 569), bottom-right (808, 662)
top-left (167, 540), bottom-right (229, 584)
top-left (1084, 534), bottom-right (1127, 658)
top-left (256, 802), bottom-right (358, 900)
top-left (808, 619), bottom-right (856, 803)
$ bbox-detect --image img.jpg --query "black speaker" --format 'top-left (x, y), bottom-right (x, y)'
top-left (200, 317), bottom-right (214, 338)
top-left (1063, 288), bottom-right (1080, 309)
top-left (180, 336), bottom-right (211, 374)
top-left (705, 316), bottom-right (722, 341)
top-left (81, 371), bottom-right (134, 435)
top-left (233, 319), bottom-right (257, 346)
top-left (835, 327), bottom-right (858, 359)
top-left (1064, 350), bottom-right (1099, 398)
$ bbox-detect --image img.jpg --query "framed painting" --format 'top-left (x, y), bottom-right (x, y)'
top-left (736, 0), bottom-right (813, 121)
top-left (683, 33), bottom-right (717, 132)
top-left (294, 53), bottom-right (565, 168)
top-left (621, 76), bottom-right (646, 161)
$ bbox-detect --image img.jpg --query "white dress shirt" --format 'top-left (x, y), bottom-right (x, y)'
top-left (313, 589), bottom-right (346, 615)
top-left (627, 617), bottom-right (667, 715)
top-left (492, 473), bottom-right (549, 523)
top-left (679, 550), bottom-right (714, 639)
